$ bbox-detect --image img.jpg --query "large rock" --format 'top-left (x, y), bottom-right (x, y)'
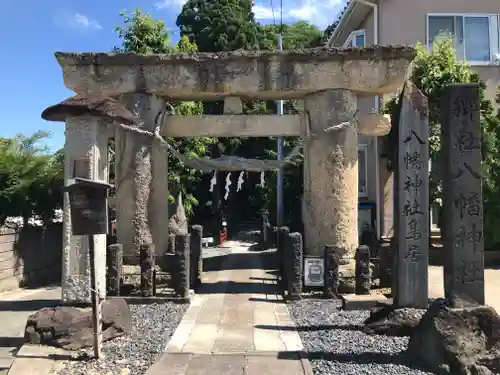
top-left (407, 298), bottom-right (500, 375)
top-left (363, 302), bottom-right (426, 336)
top-left (24, 298), bottom-right (132, 350)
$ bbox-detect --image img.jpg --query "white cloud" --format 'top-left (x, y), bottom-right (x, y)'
top-left (154, 0), bottom-right (186, 10)
top-left (253, 4), bottom-right (277, 20)
top-left (54, 11), bottom-right (101, 32)
top-left (253, 0), bottom-right (345, 28)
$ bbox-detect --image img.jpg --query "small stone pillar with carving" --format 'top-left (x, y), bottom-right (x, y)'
top-left (286, 232), bottom-right (303, 300)
top-left (355, 245), bottom-right (371, 295)
top-left (260, 209), bottom-right (270, 250)
top-left (190, 225), bottom-right (203, 288)
top-left (106, 243), bottom-right (123, 296)
top-left (140, 243), bottom-right (155, 297)
top-left (174, 234), bottom-right (190, 301)
top-left (323, 245), bottom-right (339, 299)
top-left (278, 226), bottom-right (290, 288)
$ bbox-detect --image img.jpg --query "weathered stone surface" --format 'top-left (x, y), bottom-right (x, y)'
top-left (55, 46), bottom-right (416, 99)
top-left (378, 239), bottom-right (392, 288)
top-left (343, 294), bottom-right (389, 311)
top-left (394, 81), bottom-right (429, 308)
top-left (407, 299), bottom-right (500, 375)
top-left (363, 302), bottom-right (426, 336)
top-left (169, 192), bottom-right (188, 236)
top-left (259, 209), bottom-right (270, 250)
top-left (140, 243), bottom-right (155, 297)
top-left (115, 93), bottom-right (169, 263)
top-left (338, 264), bottom-right (356, 294)
top-left (356, 113), bottom-right (392, 136)
top-left (323, 245), bottom-right (339, 299)
top-left (223, 97), bottom-right (243, 114)
top-left (303, 89), bottom-right (358, 266)
top-left (61, 116), bottom-right (108, 304)
top-left (163, 113), bottom-right (394, 138)
top-left (24, 298), bottom-right (132, 350)
top-left (173, 234), bottom-right (190, 300)
top-left (355, 245), bottom-right (371, 295)
top-left (106, 243), bottom-right (123, 296)
top-left (286, 232), bottom-right (303, 301)
top-left (41, 95), bottom-right (136, 125)
top-left (441, 84), bottom-right (485, 307)
top-left (189, 225), bottom-right (203, 289)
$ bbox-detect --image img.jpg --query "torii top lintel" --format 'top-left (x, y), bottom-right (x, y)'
top-left (55, 46), bottom-right (416, 101)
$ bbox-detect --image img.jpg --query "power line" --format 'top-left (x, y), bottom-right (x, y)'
top-left (280, 0), bottom-right (284, 33)
top-left (269, 0), bottom-right (277, 26)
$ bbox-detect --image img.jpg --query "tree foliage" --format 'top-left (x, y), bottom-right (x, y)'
top-left (114, 10), bottom-right (216, 216)
top-left (176, 0), bottom-right (262, 52)
top-left (0, 132), bottom-right (63, 226)
top-left (260, 22), bottom-right (323, 49)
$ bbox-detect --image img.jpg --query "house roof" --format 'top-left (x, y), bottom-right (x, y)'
top-left (326, 0), bottom-right (377, 47)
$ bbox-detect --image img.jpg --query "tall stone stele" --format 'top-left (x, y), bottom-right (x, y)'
top-left (440, 84), bottom-right (485, 307)
top-left (393, 81), bottom-right (430, 309)
top-left (42, 95), bottom-right (137, 304)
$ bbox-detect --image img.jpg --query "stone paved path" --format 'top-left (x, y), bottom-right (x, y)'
top-left (146, 240), bottom-right (312, 375)
top-left (0, 286), bottom-right (61, 374)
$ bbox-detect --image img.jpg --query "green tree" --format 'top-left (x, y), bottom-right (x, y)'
top-left (115, 9), bottom-right (216, 216)
top-left (260, 21), bottom-right (323, 50)
top-left (176, 0), bottom-right (262, 52)
top-left (0, 132), bottom-right (63, 226)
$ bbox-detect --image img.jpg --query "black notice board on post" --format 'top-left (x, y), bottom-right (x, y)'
top-left (64, 178), bottom-right (113, 236)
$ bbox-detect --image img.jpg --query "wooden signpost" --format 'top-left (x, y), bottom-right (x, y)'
top-left (64, 177), bottom-right (112, 359)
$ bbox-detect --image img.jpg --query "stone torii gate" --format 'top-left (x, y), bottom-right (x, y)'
top-left (44, 46), bottom-right (414, 304)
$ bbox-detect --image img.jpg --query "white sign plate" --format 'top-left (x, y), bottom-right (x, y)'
top-left (304, 257), bottom-right (324, 287)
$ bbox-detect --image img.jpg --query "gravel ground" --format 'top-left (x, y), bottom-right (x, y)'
top-left (58, 302), bottom-right (187, 375)
top-left (288, 299), bottom-right (434, 375)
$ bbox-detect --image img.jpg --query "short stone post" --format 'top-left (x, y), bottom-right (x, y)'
top-left (260, 209), bottom-right (270, 249)
top-left (190, 225), bottom-right (203, 288)
top-left (394, 82), bottom-right (430, 308)
top-left (378, 239), bottom-right (392, 288)
top-left (286, 232), bottom-right (303, 300)
top-left (441, 84), bottom-right (484, 307)
top-left (174, 234), bottom-right (190, 301)
top-left (106, 243), bottom-right (123, 296)
top-left (355, 245), bottom-right (371, 295)
top-left (278, 226), bottom-right (290, 288)
top-left (140, 243), bottom-right (155, 297)
top-left (323, 245), bottom-right (339, 298)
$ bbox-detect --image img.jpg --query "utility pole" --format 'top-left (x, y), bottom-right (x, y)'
top-left (276, 33), bottom-right (284, 228)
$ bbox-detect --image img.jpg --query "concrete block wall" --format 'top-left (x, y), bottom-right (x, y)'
top-left (0, 224), bottom-right (62, 292)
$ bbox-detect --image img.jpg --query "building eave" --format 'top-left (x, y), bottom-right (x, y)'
top-left (326, 0), bottom-right (376, 47)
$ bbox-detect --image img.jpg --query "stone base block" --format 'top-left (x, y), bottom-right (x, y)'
top-left (341, 294), bottom-right (389, 311)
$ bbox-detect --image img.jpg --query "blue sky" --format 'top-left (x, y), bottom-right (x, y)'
top-left (0, 0), bottom-right (344, 152)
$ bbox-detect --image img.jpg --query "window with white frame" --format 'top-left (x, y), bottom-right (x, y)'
top-left (427, 14), bottom-right (499, 64)
top-left (344, 29), bottom-right (366, 47)
top-left (358, 145), bottom-right (368, 198)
